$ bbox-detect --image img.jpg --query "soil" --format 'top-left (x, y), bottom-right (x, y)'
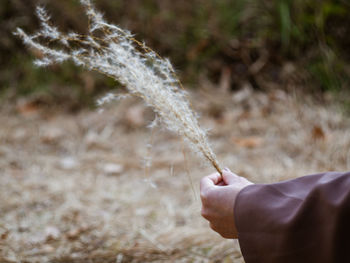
top-left (1, 88), bottom-right (349, 262)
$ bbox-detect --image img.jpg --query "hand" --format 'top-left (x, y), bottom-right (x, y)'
top-left (200, 168), bottom-right (253, 239)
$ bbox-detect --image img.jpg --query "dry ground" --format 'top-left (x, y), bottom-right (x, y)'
top-left (1, 87), bottom-right (350, 262)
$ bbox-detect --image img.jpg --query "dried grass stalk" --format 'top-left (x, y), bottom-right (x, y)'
top-left (14, 0), bottom-right (222, 174)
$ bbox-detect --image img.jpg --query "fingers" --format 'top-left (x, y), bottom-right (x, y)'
top-left (207, 172), bottom-right (223, 184)
top-left (200, 172), bottom-right (222, 192)
top-left (222, 168), bottom-right (241, 185)
top-left (222, 167), bottom-right (254, 186)
top-left (217, 181), bottom-right (226, 186)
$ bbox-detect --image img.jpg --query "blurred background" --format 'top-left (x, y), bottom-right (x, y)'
top-left (1, 1), bottom-right (350, 262)
top-left (2, 0), bottom-right (350, 109)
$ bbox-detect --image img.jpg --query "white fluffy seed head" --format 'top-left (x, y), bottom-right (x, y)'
top-left (15, 0), bottom-right (222, 173)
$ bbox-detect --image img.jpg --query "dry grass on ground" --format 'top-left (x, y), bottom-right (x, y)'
top-left (1, 88), bottom-right (349, 262)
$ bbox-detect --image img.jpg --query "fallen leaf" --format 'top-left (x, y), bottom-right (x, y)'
top-left (42, 244), bottom-right (55, 253)
top-left (236, 111), bottom-right (251, 122)
top-left (16, 100), bottom-right (40, 116)
top-left (311, 125), bottom-right (326, 141)
top-left (66, 228), bottom-right (80, 240)
top-left (1, 230), bottom-right (9, 240)
top-left (66, 224), bottom-right (88, 240)
top-left (231, 136), bottom-right (264, 148)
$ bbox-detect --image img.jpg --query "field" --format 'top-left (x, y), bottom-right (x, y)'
top-left (1, 87), bottom-right (350, 262)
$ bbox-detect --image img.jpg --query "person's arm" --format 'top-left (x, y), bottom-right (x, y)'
top-left (200, 170), bottom-right (350, 263)
top-left (236, 171), bottom-right (350, 263)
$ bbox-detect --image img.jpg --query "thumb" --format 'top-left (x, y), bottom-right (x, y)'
top-left (222, 168), bottom-right (241, 185)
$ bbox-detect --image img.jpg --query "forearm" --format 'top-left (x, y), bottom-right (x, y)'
top-left (235, 172), bottom-right (350, 263)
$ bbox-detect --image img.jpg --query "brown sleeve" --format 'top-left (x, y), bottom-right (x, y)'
top-left (234, 171), bottom-right (350, 263)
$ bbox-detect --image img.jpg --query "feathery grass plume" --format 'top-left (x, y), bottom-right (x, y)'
top-left (14, 0), bottom-right (222, 175)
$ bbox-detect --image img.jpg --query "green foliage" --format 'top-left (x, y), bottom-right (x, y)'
top-left (2, 0), bottom-right (349, 107)
top-left (256, 0), bottom-right (349, 90)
